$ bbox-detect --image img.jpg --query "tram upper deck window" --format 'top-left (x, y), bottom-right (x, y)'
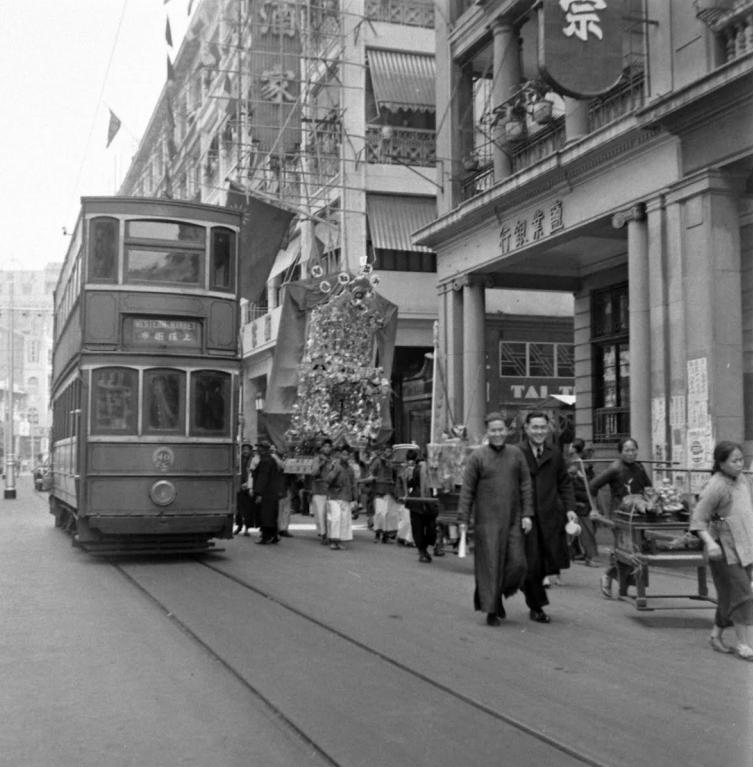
top-left (91, 367), bottom-right (137, 435)
top-left (125, 248), bottom-right (202, 285)
top-left (125, 219), bottom-right (205, 287)
top-left (89, 217), bottom-right (119, 282)
top-left (210, 227), bottom-right (236, 291)
top-left (190, 371), bottom-right (230, 436)
top-left (143, 369), bottom-right (185, 435)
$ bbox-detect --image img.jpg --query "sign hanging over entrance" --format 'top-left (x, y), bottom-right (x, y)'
top-left (538, 1), bottom-right (624, 98)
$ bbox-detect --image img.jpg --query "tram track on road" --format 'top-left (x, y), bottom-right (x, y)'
top-left (112, 555), bottom-right (612, 767)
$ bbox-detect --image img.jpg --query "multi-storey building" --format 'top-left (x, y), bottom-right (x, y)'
top-left (119, 0), bottom-right (575, 448)
top-left (0, 265), bottom-right (59, 464)
top-left (412, 0), bottom-right (753, 479)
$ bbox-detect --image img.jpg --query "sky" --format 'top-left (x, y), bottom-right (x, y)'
top-left (0, 1), bottom-right (192, 272)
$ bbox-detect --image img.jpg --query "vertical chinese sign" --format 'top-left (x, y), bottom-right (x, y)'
top-left (538, 0), bottom-right (623, 98)
top-left (249, 0), bottom-right (303, 155)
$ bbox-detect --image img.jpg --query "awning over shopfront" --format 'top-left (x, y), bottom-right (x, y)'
top-left (226, 182), bottom-right (297, 302)
top-left (367, 49), bottom-right (436, 113)
top-left (366, 194), bottom-right (436, 253)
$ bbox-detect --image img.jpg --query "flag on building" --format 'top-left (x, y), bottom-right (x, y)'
top-left (106, 109), bottom-right (121, 148)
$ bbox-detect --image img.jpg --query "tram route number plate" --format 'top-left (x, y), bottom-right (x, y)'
top-left (284, 457), bottom-right (317, 475)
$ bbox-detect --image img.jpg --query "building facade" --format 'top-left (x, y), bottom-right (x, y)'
top-left (413, 0), bottom-right (753, 481)
top-left (0, 265), bottom-right (59, 465)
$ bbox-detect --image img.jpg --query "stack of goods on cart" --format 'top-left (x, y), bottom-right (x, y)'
top-left (619, 480), bottom-right (688, 517)
top-left (284, 267), bottom-right (391, 452)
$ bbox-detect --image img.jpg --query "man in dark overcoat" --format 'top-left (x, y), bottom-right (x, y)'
top-left (520, 411), bottom-right (578, 623)
top-left (457, 413), bottom-right (533, 627)
top-left (253, 441), bottom-right (283, 544)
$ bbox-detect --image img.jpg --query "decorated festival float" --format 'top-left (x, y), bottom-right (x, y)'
top-left (262, 262), bottom-right (398, 469)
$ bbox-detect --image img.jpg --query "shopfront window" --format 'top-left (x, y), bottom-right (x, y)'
top-left (592, 284), bottom-right (630, 442)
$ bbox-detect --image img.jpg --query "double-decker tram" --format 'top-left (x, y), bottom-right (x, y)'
top-left (49, 197), bottom-right (244, 554)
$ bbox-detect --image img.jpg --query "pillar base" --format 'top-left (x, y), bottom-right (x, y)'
top-left (4, 489), bottom-right (17, 500)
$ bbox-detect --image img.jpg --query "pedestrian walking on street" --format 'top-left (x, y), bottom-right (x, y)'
top-left (589, 437), bottom-right (652, 598)
top-left (325, 444), bottom-right (356, 550)
top-left (566, 456), bottom-right (599, 566)
top-left (398, 449), bottom-right (437, 564)
top-left (370, 445), bottom-right (398, 543)
top-left (234, 442), bottom-right (255, 536)
top-left (253, 441), bottom-right (282, 544)
top-left (690, 441), bottom-right (753, 660)
top-left (457, 413), bottom-right (532, 627)
top-left (311, 438), bottom-right (335, 544)
top-left (520, 412), bottom-right (577, 624)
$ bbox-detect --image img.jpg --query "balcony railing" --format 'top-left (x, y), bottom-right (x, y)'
top-left (460, 72), bottom-right (645, 202)
top-left (706, 0), bottom-right (753, 63)
top-left (365, 124), bottom-right (436, 167)
top-left (593, 407), bottom-right (630, 443)
top-left (364, 0), bottom-right (434, 27)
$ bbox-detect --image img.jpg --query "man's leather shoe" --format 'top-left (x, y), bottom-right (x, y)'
top-left (529, 609), bottom-right (550, 623)
top-left (486, 613), bottom-right (501, 627)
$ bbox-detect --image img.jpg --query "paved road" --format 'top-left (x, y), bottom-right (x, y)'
top-left (2, 478), bottom-right (751, 766)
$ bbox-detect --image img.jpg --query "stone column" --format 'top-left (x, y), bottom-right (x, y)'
top-left (490, 18), bottom-right (520, 182)
top-left (459, 276), bottom-right (487, 442)
top-left (445, 283), bottom-right (464, 432)
top-left (564, 97), bottom-right (588, 143)
top-left (613, 204), bottom-right (650, 457)
top-left (667, 170), bottom-right (746, 446)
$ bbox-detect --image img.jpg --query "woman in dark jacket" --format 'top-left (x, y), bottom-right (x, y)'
top-left (253, 442), bottom-right (282, 544)
top-left (589, 436), bottom-right (652, 597)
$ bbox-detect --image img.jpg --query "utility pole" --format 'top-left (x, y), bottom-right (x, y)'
top-left (4, 271), bottom-right (16, 499)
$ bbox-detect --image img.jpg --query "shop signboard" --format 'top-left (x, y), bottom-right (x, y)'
top-left (538, 0), bottom-right (623, 98)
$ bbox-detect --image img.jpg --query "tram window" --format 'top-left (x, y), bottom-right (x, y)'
top-left (143, 369), bottom-right (185, 434)
top-left (91, 367), bottom-right (138, 435)
top-left (126, 220), bottom-right (205, 244)
top-left (210, 228), bottom-right (235, 291)
top-left (125, 248), bottom-right (202, 286)
top-left (89, 217), bottom-right (118, 282)
top-left (190, 371), bottom-right (230, 435)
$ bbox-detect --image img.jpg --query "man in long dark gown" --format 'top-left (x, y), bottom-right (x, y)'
top-left (457, 413), bottom-right (533, 627)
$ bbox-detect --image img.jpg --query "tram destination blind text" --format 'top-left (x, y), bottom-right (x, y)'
top-left (124, 317), bottom-right (202, 350)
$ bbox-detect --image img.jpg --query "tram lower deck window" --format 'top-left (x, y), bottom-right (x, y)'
top-left (143, 369), bottom-right (185, 434)
top-left (91, 368), bottom-right (138, 434)
top-left (191, 371), bottom-right (230, 435)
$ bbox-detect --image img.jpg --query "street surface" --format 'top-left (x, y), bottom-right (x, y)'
top-left (1, 475), bottom-right (751, 767)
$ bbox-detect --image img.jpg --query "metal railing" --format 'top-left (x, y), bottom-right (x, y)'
top-left (460, 72), bottom-right (646, 202)
top-left (364, 0), bottom-right (434, 27)
top-left (365, 124), bottom-right (436, 167)
top-left (593, 407), bottom-right (631, 443)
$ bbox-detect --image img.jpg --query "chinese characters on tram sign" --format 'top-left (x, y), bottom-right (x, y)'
top-left (499, 200), bottom-right (564, 256)
top-left (538, 0), bottom-right (623, 98)
top-left (128, 318), bottom-right (201, 349)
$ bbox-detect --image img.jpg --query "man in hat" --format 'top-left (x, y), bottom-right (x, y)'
top-left (457, 412), bottom-right (533, 627)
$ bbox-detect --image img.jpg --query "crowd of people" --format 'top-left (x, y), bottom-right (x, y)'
top-left (236, 415), bottom-right (753, 662)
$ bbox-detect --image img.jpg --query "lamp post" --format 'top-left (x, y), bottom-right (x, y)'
top-left (4, 271), bottom-right (16, 499)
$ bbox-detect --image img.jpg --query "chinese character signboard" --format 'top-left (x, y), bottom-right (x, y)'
top-left (499, 200), bottom-right (564, 256)
top-left (124, 317), bottom-right (202, 351)
top-left (249, 0), bottom-right (302, 154)
top-left (538, 1), bottom-right (623, 98)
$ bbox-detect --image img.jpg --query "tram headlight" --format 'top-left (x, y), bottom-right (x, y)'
top-left (150, 479), bottom-right (177, 507)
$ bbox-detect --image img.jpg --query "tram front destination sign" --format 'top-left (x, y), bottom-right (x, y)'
top-left (124, 317), bottom-right (202, 351)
